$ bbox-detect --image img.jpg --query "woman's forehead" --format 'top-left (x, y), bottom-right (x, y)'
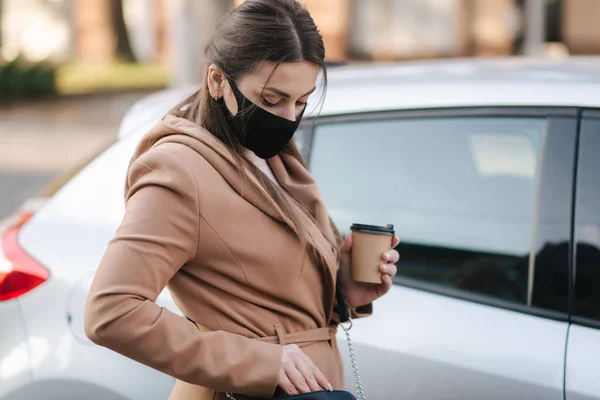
top-left (242, 61), bottom-right (320, 94)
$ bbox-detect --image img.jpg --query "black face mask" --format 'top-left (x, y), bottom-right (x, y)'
top-left (220, 78), bottom-right (305, 159)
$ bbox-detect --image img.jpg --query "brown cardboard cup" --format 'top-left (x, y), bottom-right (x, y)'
top-left (350, 223), bottom-right (395, 284)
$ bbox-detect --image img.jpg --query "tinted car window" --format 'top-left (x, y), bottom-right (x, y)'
top-left (574, 118), bottom-right (600, 321)
top-left (310, 116), bottom-right (546, 304)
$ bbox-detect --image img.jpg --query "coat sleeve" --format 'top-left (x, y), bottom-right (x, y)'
top-left (330, 277), bottom-right (372, 327)
top-left (330, 296), bottom-right (373, 327)
top-left (84, 145), bottom-right (282, 398)
top-left (350, 303), bottom-right (373, 319)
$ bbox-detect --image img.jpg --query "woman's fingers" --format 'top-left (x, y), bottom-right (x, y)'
top-left (278, 344), bottom-right (332, 394)
top-left (299, 352), bottom-right (333, 391)
top-left (340, 232), bottom-right (353, 254)
top-left (380, 263), bottom-right (398, 277)
top-left (313, 368), bottom-right (333, 392)
top-left (295, 360), bottom-right (325, 392)
top-left (380, 236), bottom-right (400, 281)
top-left (381, 273), bottom-right (393, 293)
top-left (287, 367), bottom-right (311, 393)
top-left (278, 369), bottom-right (298, 396)
top-left (382, 249), bottom-right (400, 264)
top-left (382, 236), bottom-right (400, 263)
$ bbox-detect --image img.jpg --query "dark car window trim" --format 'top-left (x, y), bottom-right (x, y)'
top-left (530, 117), bottom-right (578, 316)
top-left (304, 106), bottom-right (578, 127)
top-left (302, 106), bottom-right (582, 322)
top-left (569, 112), bottom-right (582, 322)
top-left (581, 109), bottom-right (600, 119)
top-left (571, 316), bottom-right (600, 330)
top-left (572, 115), bottom-right (600, 328)
top-left (394, 276), bottom-right (568, 322)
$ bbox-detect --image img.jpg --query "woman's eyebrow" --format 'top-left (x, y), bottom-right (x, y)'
top-left (262, 86), bottom-right (317, 98)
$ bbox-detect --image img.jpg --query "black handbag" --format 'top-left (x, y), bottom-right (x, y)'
top-left (275, 390), bottom-right (356, 400)
top-left (226, 284), bottom-right (365, 400)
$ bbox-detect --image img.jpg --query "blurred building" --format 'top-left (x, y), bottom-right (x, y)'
top-left (235, 0), bottom-right (600, 60)
top-left (0, 0), bottom-right (170, 63)
top-left (1, 0), bottom-right (600, 65)
top-left (74, 0), bottom-right (168, 63)
top-left (562, 0), bottom-right (600, 54)
top-left (1, 0), bottom-right (74, 62)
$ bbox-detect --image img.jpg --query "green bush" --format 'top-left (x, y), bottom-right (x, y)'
top-left (0, 56), bottom-right (57, 103)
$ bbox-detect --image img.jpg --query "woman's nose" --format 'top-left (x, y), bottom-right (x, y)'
top-left (282, 105), bottom-right (297, 122)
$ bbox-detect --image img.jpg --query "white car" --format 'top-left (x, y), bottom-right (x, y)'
top-left (2, 57), bottom-right (600, 400)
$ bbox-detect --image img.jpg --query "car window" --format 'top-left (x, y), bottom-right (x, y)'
top-left (309, 116), bottom-right (546, 305)
top-left (574, 117), bottom-right (600, 322)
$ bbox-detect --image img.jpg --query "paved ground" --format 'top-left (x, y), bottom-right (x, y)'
top-left (0, 91), bottom-right (155, 220)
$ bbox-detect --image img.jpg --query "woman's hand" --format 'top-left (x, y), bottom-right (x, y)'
top-left (338, 233), bottom-right (400, 308)
top-left (277, 344), bottom-right (333, 395)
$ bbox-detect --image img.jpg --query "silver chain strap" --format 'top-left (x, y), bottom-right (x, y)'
top-left (226, 318), bottom-right (364, 400)
top-left (340, 319), bottom-right (366, 400)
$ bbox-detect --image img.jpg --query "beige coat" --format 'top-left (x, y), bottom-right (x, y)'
top-left (84, 110), bottom-right (371, 400)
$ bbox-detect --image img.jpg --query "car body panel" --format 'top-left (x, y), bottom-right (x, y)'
top-left (566, 325), bottom-right (600, 400)
top-left (14, 132), bottom-right (179, 399)
top-left (15, 278), bottom-right (174, 400)
top-left (0, 300), bottom-right (32, 399)
top-left (338, 286), bottom-right (567, 400)
top-left (3, 379), bottom-right (131, 400)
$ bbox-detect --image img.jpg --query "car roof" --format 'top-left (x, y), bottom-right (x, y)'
top-left (118, 56), bottom-right (600, 138)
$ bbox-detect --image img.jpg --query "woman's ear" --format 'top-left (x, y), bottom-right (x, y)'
top-left (207, 64), bottom-right (226, 100)
top-left (207, 64), bottom-right (239, 116)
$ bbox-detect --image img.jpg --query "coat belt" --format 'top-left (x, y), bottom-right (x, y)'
top-left (255, 325), bottom-right (335, 346)
top-left (188, 316), bottom-right (334, 347)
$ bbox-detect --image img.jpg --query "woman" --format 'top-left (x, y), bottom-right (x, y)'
top-left (84, 1), bottom-right (399, 399)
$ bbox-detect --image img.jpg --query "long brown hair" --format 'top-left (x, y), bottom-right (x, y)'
top-left (181, 0), bottom-right (338, 266)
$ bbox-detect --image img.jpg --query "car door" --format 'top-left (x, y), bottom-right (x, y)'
top-left (565, 110), bottom-right (600, 400)
top-left (302, 108), bottom-right (577, 400)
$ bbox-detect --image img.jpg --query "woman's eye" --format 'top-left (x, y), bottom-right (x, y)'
top-left (261, 97), bottom-right (307, 108)
top-left (261, 97), bottom-right (281, 107)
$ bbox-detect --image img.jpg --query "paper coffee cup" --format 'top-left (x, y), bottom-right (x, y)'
top-left (350, 223), bottom-right (395, 284)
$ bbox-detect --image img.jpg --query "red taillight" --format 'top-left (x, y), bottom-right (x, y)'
top-left (0, 213), bottom-right (49, 301)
